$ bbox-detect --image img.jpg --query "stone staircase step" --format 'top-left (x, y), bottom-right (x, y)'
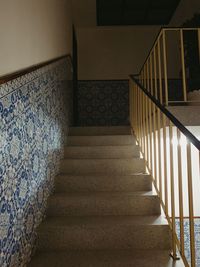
top-left (60, 158), bottom-right (145, 174)
top-left (64, 145), bottom-right (140, 158)
top-left (29, 250), bottom-right (184, 267)
top-left (55, 174), bottom-right (152, 192)
top-left (67, 135), bottom-right (136, 146)
top-left (37, 216), bottom-right (171, 251)
top-left (47, 192), bottom-right (160, 216)
top-left (69, 126), bottom-right (132, 136)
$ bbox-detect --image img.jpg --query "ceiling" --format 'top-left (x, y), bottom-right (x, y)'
top-left (97, 0), bottom-right (181, 26)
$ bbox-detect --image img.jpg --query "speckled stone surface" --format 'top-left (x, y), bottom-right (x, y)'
top-left (46, 192), bottom-right (160, 216)
top-left (29, 250), bottom-right (185, 267)
top-left (67, 135), bottom-right (136, 146)
top-left (55, 174), bottom-right (152, 192)
top-left (64, 145), bottom-right (140, 158)
top-left (69, 126), bottom-right (132, 136)
top-left (29, 126), bottom-right (179, 266)
top-left (60, 158), bottom-right (145, 174)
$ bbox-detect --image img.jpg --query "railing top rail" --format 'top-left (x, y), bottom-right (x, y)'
top-left (139, 26), bottom-right (200, 74)
top-left (130, 75), bottom-right (200, 151)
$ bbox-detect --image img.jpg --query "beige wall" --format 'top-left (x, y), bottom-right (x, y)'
top-left (0, 0), bottom-right (72, 76)
top-left (170, 0), bottom-right (200, 26)
top-left (78, 26), bottom-right (161, 80)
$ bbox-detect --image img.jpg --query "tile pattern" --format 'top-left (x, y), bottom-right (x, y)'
top-left (78, 80), bottom-right (129, 126)
top-left (176, 219), bottom-right (200, 266)
top-left (0, 57), bottom-right (73, 267)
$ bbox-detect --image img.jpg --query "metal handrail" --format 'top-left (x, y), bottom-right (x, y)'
top-left (131, 76), bottom-right (200, 151)
top-left (130, 76), bottom-right (200, 267)
top-left (138, 27), bottom-right (200, 106)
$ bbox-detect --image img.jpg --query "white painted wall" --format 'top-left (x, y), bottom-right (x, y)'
top-left (0, 0), bottom-right (72, 76)
top-left (78, 26), bottom-right (161, 80)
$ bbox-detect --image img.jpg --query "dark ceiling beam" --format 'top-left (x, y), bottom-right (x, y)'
top-left (120, 0), bottom-right (126, 25)
top-left (144, 0), bottom-right (153, 24)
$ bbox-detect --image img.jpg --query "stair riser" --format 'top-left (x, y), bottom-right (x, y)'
top-left (38, 225), bottom-right (171, 250)
top-left (47, 196), bottom-right (160, 216)
top-left (64, 146), bottom-right (140, 159)
top-left (67, 136), bottom-right (136, 146)
top-left (69, 126), bottom-right (131, 136)
top-left (60, 159), bottom-right (145, 174)
top-left (29, 250), bottom-right (184, 267)
top-left (55, 175), bottom-right (152, 192)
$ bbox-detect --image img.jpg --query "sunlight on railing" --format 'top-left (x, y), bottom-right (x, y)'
top-left (130, 77), bottom-right (200, 267)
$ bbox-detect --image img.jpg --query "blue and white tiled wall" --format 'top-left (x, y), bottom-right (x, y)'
top-left (176, 219), bottom-right (200, 266)
top-left (78, 80), bottom-right (129, 126)
top-left (0, 57), bottom-right (73, 267)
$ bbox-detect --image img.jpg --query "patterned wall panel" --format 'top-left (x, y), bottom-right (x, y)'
top-left (0, 57), bottom-right (73, 267)
top-left (176, 219), bottom-right (200, 266)
top-left (78, 80), bottom-right (129, 126)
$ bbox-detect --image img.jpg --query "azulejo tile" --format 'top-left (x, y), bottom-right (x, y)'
top-left (0, 57), bottom-right (72, 266)
top-left (78, 80), bottom-right (129, 126)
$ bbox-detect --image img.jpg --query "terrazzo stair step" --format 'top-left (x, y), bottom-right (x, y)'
top-left (67, 135), bottom-right (136, 146)
top-left (37, 216), bottom-right (171, 251)
top-left (29, 250), bottom-right (184, 267)
top-left (64, 145), bottom-right (140, 158)
top-left (46, 192), bottom-right (160, 216)
top-left (69, 126), bottom-right (132, 136)
top-left (55, 174), bottom-right (152, 192)
top-left (60, 158), bottom-right (145, 174)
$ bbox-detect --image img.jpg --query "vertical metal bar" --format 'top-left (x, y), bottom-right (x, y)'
top-left (146, 95), bottom-right (150, 168)
top-left (177, 129), bottom-right (185, 256)
top-left (187, 142), bottom-right (196, 267)
top-left (163, 114), bottom-right (168, 215)
top-left (162, 30), bottom-right (169, 106)
top-left (198, 29), bottom-right (200, 64)
top-left (158, 36), bottom-right (163, 104)
top-left (149, 97), bottom-right (153, 177)
top-left (150, 53), bottom-right (153, 95)
top-left (180, 29), bottom-right (187, 102)
top-left (153, 103), bottom-right (158, 188)
top-left (140, 90), bottom-right (144, 154)
top-left (157, 108), bottom-right (162, 200)
top-left (169, 121), bottom-right (177, 259)
top-left (154, 46), bottom-right (158, 99)
top-left (143, 92), bottom-right (147, 161)
top-left (144, 63), bottom-right (147, 89)
top-left (147, 59), bottom-right (150, 92)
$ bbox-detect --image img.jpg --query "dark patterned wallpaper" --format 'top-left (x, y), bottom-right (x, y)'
top-left (78, 80), bottom-right (129, 126)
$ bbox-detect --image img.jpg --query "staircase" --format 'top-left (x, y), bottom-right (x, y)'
top-left (29, 126), bottom-right (184, 267)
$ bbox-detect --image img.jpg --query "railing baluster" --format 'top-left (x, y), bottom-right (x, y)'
top-left (169, 121), bottom-right (177, 259)
top-left (150, 53), bottom-right (153, 95)
top-left (198, 29), bottom-right (200, 63)
top-left (143, 92), bottom-right (147, 161)
top-left (154, 46), bottom-right (158, 99)
top-left (131, 27), bottom-right (200, 267)
top-left (187, 142), bottom-right (196, 267)
top-left (177, 129), bottom-right (185, 256)
top-left (157, 108), bottom-right (162, 200)
top-left (149, 96), bottom-right (153, 178)
top-left (163, 114), bottom-right (168, 215)
top-left (162, 30), bottom-right (169, 106)
top-left (153, 102), bottom-right (158, 188)
top-left (147, 58), bottom-right (150, 92)
top-left (180, 29), bottom-right (187, 102)
top-left (157, 36), bottom-right (163, 104)
top-left (145, 94), bottom-right (150, 168)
